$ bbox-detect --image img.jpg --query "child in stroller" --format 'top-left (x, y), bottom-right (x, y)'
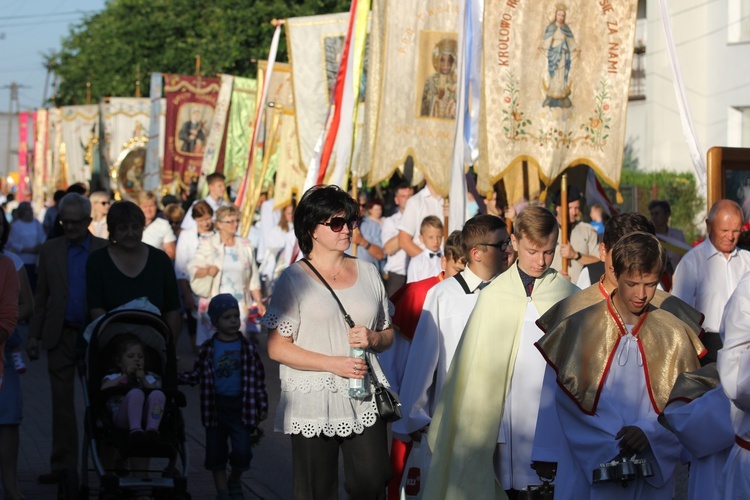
top-left (101, 333), bottom-right (166, 445)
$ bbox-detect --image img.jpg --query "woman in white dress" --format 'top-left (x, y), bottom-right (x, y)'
top-left (261, 185), bottom-right (394, 499)
top-left (174, 200), bottom-right (214, 350)
top-left (188, 205), bottom-right (265, 344)
top-left (137, 191), bottom-right (176, 260)
top-left (262, 203), bottom-right (299, 295)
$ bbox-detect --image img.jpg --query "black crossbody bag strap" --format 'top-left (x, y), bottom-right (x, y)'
top-left (300, 258), bottom-right (355, 328)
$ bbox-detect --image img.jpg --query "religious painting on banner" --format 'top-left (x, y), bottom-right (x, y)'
top-left (481, 0), bottom-right (637, 195)
top-left (60, 105), bottom-right (100, 187)
top-left (163, 75), bottom-right (220, 190)
top-left (286, 12), bottom-right (350, 169)
top-left (365, 0), bottom-right (460, 195)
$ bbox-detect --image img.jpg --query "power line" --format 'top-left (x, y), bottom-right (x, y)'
top-left (0, 17), bottom-right (87, 29)
top-left (0, 10), bottom-right (98, 21)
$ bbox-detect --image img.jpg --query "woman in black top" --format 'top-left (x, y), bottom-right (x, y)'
top-left (86, 201), bottom-right (181, 338)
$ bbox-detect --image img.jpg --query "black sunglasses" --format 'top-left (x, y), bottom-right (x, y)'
top-left (319, 217), bottom-right (359, 232)
top-left (478, 237), bottom-right (512, 252)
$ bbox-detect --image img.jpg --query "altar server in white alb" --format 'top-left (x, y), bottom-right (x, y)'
top-left (535, 232), bottom-right (703, 499)
top-left (393, 215), bottom-right (511, 443)
top-left (660, 364), bottom-right (734, 500)
top-left (423, 206), bottom-right (577, 499)
top-left (717, 272), bottom-right (750, 499)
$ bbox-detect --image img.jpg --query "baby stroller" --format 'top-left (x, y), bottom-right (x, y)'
top-left (62, 309), bottom-right (190, 499)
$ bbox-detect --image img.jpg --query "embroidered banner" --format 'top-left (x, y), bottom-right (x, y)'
top-left (481, 0), bottom-right (637, 194)
top-left (364, 0), bottom-right (460, 195)
top-left (32, 109), bottom-right (47, 213)
top-left (286, 12), bottom-right (351, 170)
top-left (101, 98), bottom-right (150, 174)
top-left (163, 75), bottom-right (221, 190)
top-left (17, 112), bottom-right (29, 201)
top-left (144, 72), bottom-right (164, 193)
top-left (224, 77), bottom-right (258, 192)
top-left (274, 110), bottom-right (305, 210)
top-left (197, 74), bottom-right (233, 196)
top-left (59, 105), bottom-right (99, 186)
top-left (254, 61), bottom-right (295, 195)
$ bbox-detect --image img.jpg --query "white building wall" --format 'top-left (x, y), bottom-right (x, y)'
top-left (627, 0), bottom-right (750, 175)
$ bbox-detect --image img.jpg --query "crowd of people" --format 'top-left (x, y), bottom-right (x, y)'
top-left (0, 174), bottom-right (749, 500)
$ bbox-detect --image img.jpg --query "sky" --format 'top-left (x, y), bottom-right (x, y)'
top-left (0, 0), bottom-right (107, 112)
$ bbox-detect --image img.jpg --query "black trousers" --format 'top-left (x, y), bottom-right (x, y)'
top-left (291, 418), bottom-right (391, 500)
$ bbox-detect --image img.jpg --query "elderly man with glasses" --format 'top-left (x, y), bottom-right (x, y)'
top-left (28, 193), bottom-right (109, 484)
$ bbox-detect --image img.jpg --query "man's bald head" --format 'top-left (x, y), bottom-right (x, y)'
top-left (707, 199), bottom-right (744, 256)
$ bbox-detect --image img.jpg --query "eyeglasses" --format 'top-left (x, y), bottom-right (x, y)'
top-left (478, 237), bottom-right (512, 252)
top-left (319, 217), bottom-right (359, 232)
top-left (59, 217), bottom-right (91, 226)
top-left (218, 219), bottom-right (239, 224)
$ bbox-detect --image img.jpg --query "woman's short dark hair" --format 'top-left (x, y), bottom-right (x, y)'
top-left (294, 185), bottom-right (359, 255)
top-left (107, 201), bottom-right (146, 242)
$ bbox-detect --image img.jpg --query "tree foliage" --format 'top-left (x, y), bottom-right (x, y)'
top-left (52, 0), bottom-right (350, 105)
top-left (620, 168), bottom-right (705, 243)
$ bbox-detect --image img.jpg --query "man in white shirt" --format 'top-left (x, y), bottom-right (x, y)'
top-left (550, 186), bottom-right (600, 284)
top-left (382, 182), bottom-right (414, 296)
top-left (397, 180), bottom-right (444, 259)
top-left (181, 172), bottom-right (228, 230)
top-left (673, 199), bottom-right (750, 363)
top-left (393, 215), bottom-right (511, 444)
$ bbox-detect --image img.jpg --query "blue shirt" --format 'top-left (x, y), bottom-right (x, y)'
top-left (348, 216), bottom-right (384, 272)
top-left (65, 235), bottom-right (91, 325)
top-left (213, 337), bottom-right (242, 396)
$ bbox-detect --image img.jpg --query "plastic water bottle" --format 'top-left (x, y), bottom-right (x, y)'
top-left (348, 347), bottom-right (369, 398)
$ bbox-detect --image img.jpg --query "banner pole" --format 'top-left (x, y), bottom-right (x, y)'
top-left (561, 173), bottom-right (569, 275)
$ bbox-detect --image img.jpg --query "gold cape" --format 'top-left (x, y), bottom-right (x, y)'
top-left (424, 263), bottom-right (578, 500)
top-left (537, 277), bottom-right (704, 336)
top-left (535, 295), bottom-right (705, 416)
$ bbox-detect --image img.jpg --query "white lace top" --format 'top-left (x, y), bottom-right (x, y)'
top-left (260, 259), bottom-right (392, 438)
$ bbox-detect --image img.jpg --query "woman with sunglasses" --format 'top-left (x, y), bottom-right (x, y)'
top-left (262, 185), bottom-right (394, 500)
top-left (88, 191), bottom-right (110, 239)
top-left (189, 205), bottom-right (265, 345)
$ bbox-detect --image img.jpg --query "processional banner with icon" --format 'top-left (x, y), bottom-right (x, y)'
top-left (479, 0), bottom-right (637, 199)
top-left (364, 0), bottom-right (460, 195)
top-left (163, 75), bottom-right (221, 190)
top-left (101, 97), bottom-right (150, 199)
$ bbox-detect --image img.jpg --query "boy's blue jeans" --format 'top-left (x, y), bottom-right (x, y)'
top-left (204, 394), bottom-right (254, 471)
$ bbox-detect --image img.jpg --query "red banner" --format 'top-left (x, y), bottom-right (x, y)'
top-left (163, 75), bottom-right (221, 188)
top-left (18, 112), bottom-right (29, 201)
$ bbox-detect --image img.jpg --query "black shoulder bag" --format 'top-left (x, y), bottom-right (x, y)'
top-left (300, 258), bottom-right (402, 422)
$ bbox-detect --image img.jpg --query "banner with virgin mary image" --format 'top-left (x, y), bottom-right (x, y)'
top-left (364, 0), bottom-right (460, 196)
top-left (481, 0), bottom-right (637, 194)
top-left (163, 75), bottom-right (221, 189)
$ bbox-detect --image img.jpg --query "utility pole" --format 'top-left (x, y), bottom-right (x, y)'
top-left (1, 82), bottom-right (30, 177)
